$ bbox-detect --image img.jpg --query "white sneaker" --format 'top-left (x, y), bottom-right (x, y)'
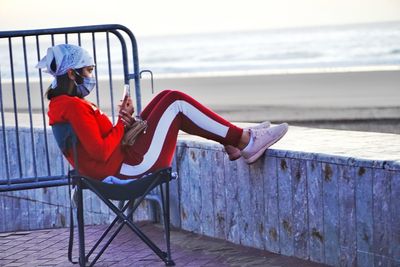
top-left (224, 121), bottom-right (271, 161)
top-left (241, 123), bottom-right (289, 164)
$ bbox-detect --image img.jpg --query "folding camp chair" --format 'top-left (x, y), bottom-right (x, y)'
top-left (52, 123), bottom-right (176, 266)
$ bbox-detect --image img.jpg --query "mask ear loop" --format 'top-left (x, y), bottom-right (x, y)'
top-left (67, 69), bottom-right (81, 97)
top-left (72, 69), bottom-right (84, 85)
top-left (73, 69), bottom-right (82, 77)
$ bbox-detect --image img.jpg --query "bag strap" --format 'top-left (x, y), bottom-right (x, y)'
top-left (68, 129), bottom-right (80, 264)
top-left (122, 118), bottom-right (147, 146)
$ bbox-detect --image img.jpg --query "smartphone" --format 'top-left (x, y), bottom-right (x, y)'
top-left (122, 84), bottom-right (130, 106)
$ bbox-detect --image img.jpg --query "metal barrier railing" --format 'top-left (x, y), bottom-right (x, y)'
top-left (0, 24), bottom-right (147, 191)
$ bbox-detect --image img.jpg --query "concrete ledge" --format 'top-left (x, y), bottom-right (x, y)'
top-left (178, 124), bottom-right (400, 170)
top-left (170, 125), bottom-right (399, 267)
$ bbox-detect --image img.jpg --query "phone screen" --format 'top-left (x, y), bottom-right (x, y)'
top-left (122, 84), bottom-right (129, 105)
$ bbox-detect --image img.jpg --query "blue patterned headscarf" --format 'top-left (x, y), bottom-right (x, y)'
top-left (36, 44), bottom-right (95, 88)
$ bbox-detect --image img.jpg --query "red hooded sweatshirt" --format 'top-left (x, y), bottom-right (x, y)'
top-left (48, 95), bottom-right (125, 180)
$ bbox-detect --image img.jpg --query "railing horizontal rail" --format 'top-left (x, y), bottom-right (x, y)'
top-left (0, 179), bottom-right (69, 192)
top-left (0, 24), bottom-right (133, 38)
top-left (0, 175), bottom-right (68, 186)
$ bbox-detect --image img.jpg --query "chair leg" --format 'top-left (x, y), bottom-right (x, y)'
top-left (117, 200), bottom-right (126, 222)
top-left (86, 180), bottom-right (168, 263)
top-left (86, 199), bottom-right (133, 260)
top-left (160, 180), bottom-right (175, 266)
top-left (76, 179), bottom-right (86, 267)
top-left (87, 200), bottom-right (134, 267)
top-left (78, 171), bottom-right (175, 266)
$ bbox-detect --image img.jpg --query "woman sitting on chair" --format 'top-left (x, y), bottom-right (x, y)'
top-left (37, 44), bottom-right (288, 183)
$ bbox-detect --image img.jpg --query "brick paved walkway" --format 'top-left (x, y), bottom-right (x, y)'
top-left (0, 223), bottom-right (328, 267)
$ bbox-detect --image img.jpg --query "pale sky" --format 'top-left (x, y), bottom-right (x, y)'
top-left (1, 0), bottom-right (400, 36)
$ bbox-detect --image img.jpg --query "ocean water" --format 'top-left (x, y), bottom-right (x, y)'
top-left (0, 21), bottom-right (400, 80)
top-left (138, 21), bottom-right (400, 76)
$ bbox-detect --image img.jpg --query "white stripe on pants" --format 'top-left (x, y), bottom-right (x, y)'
top-left (119, 100), bottom-right (229, 176)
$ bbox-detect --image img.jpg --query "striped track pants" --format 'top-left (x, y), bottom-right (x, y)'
top-left (116, 90), bottom-right (243, 179)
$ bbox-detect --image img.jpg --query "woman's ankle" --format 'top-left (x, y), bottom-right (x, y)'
top-left (237, 130), bottom-right (250, 150)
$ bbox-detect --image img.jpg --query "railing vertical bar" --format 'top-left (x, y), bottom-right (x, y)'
top-left (50, 34), bottom-right (64, 174)
top-left (78, 33), bottom-right (81, 46)
top-left (106, 31), bottom-right (115, 123)
top-left (108, 30), bottom-right (130, 115)
top-left (124, 30), bottom-right (142, 113)
top-left (8, 37), bottom-right (22, 178)
top-left (111, 31), bottom-right (129, 86)
top-left (65, 33), bottom-right (68, 44)
top-left (108, 30), bottom-right (135, 111)
top-left (0, 66), bottom-right (11, 181)
top-left (36, 35), bottom-right (51, 176)
top-left (92, 33), bottom-right (100, 107)
top-left (23, 36), bottom-right (38, 179)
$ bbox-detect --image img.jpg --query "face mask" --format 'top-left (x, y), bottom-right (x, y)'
top-left (73, 70), bottom-right (96, 97)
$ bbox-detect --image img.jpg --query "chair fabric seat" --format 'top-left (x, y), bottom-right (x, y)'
top-left (75, 168), bottom-right (172, 201)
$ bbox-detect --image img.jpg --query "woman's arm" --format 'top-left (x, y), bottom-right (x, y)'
top-left (66, 100), bottom-right (125, 162)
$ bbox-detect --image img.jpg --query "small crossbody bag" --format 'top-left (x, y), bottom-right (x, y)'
top-left (122, 116), bottom-right (148, 146)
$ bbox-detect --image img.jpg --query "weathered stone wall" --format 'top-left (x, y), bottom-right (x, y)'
top-left (169, 129), bottom-right (400, 267)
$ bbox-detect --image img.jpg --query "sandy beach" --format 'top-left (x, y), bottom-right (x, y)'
top-left (141, 69), bottom-right (400, 133)
top-left (1, 69), bottom-right (399, 133)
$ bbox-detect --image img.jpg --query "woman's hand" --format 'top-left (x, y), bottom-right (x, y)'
top-left (118, 96), bottom-right (135, 127)
top-left (119, 96), bottom-right (134, 116)
top-left (119, 109), bottom-right (135, 128)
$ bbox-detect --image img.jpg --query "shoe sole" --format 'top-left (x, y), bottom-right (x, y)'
top-left (244, 125), bottom-right (289, 164)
